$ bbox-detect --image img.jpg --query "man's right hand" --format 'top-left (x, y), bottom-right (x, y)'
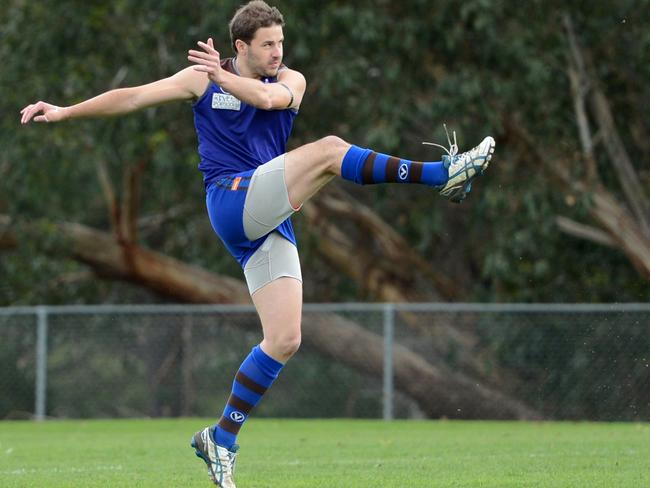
top-left (20, 101), bottom-right (68, 125)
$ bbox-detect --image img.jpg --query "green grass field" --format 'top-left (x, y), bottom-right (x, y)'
top-left (1, 419), bottom-right (648, 487)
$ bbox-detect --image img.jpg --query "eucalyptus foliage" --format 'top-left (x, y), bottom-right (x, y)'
top-left (1, 0), bottom-right (648, 304)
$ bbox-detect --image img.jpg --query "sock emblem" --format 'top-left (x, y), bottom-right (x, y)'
top-left (229, 411), bottom-right (246, 423)
top-left (398, 163), bottom-right (409, 181)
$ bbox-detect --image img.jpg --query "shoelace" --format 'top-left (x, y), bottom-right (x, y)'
top-left (229, 452), bottom-right (238, 476)
top-left (422, 124), bottom-right (458, 157)
top-left (217, 451), bottom-right (237, 479)
top-left (211, 449), bottom-right (237, 481)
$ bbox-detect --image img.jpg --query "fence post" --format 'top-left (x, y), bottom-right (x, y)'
top-left (383, 303), bottom-right (394, 420)
top-left (35, 306), bottom-right (48, 421)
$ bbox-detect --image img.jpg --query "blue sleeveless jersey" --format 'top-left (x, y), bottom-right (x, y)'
top-left (192, 58), bottom-right (299, 267)
top-left (193, 58), bottom-right (297, 184)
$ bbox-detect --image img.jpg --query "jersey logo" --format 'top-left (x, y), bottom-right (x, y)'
top-left (212, 93), bottom-right (241, 111)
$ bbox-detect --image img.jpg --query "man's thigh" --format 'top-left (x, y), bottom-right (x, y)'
top-left (244, 231), bottom-right (302, 295)
top-left (243, 155), bottom-right (299, 241)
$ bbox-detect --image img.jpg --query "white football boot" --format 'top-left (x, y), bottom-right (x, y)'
top-left (424, 126), bottom-right (495, 203)
top-left (191, 426), bottom-right (238, 488)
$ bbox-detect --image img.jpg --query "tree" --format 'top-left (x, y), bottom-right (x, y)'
top-left (2, 0), bottom-right (649, 419)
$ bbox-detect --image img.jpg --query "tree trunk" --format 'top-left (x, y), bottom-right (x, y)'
top-left (305, 313), bottom-right (540, 419)
top-left (504, 116), bottom-right (650, 281)
top-left (500, 17), bottom-right (650, 282)
top-left (303, 186), bottom-right (459, 301)
top-left (59, 221), bottom-right (252, 304)
top-left (302, 186), bottom-right (512, 384)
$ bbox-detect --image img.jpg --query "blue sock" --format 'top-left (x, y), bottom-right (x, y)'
top-left (213, 345), bottom-right (283, 450)
top-left (340, 145), bottom-right (448, 186)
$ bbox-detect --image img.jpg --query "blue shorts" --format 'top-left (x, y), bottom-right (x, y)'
top-left (205, 168), bottom-right (297, 269)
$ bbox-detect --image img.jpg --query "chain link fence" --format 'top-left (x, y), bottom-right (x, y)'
top-left (1, 304), bottom-right (648, 421)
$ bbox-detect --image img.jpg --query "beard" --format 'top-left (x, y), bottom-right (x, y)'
top-left (247, 53), bottom-right (281, 79)
top-left (257, 63), bottom-right (280, 78)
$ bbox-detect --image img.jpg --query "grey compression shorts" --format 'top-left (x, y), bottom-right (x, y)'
top-left (242, 155), bottom-right (302, 295)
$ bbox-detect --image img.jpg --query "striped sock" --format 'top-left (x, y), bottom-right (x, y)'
top-left (340, 145), bottom-right (448, 187)
top-left (213, 345), bottom-right (283, 450)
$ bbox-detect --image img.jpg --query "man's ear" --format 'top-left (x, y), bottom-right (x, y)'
top-left (234, 39), bottom-right (248, 56)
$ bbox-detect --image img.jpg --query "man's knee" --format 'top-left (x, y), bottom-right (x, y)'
top-left (318, 134), bottom-right (348, 147)
top-left (312, 135), bottom-right (350, 173)
top-left (267, 330), bottom-right (301, 359)
top-left (282, 333), bottom-right (301, 358)
top-left (316, 136), bottom-right (350, 160)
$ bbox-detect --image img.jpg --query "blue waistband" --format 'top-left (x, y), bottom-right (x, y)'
top-left (212, 175), bottom-right (252, 191)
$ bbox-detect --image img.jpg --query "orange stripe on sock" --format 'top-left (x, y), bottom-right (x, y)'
top-left (231, 177), bottom-right (242, 191)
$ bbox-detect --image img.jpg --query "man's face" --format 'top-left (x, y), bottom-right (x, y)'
top-left (244, 24), bottom-right (284, 78)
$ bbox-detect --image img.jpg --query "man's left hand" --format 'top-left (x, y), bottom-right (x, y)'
top-left (188, 38), bottom-right (222, 84)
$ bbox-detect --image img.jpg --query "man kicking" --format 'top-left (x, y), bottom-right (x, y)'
top-left (20, 1), bottom-right (495, 486)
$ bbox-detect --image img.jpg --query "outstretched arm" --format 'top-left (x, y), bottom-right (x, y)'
top-left (20, 67), bottom-right (209, 125)
top-left (188, 39), bottom-right (306, 111)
